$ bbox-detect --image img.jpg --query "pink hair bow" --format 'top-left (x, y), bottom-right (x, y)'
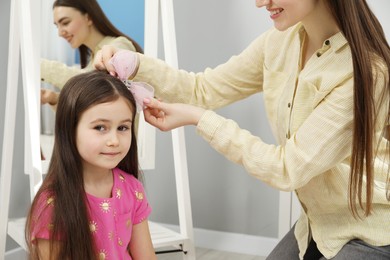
top-left (109, 50), bottom-right (154, 112)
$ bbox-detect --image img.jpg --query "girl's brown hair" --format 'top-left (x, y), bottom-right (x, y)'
top-left (53, 0), bottom-right (143, 68)
top-left (25, 71), bottom-right (139, 259)
top-left (327, 0), bottom-right (390, 217)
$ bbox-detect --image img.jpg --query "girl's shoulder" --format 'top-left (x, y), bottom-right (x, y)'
top-left (112, 168), bottom-right (143, 190)
top-left (30, 189), bottom-right (56, 238)
top-left (34, 189), bottom-right (55, 209)
top-left (112, 168), bottom-right (150, 211)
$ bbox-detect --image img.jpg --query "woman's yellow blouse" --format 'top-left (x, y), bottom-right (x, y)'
top-left (134, 23), bottom-right (390, 259)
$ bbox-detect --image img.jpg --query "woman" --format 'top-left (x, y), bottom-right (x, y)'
top-left (96, 0), bottom-right (390, 259)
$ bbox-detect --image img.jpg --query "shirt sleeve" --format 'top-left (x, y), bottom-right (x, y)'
top-left (40, 58), bottom-right (87, 89)
top-left (40, 37), bottom-right (136, 90)
top-left (30, 192), bottom-right (55, 243)
top-left (134, 31), bottom-right (270, 109)
top-left (109, 36), bottom-right (136, 51)
top-left (132, 180), bottom-right (152, 224)
top-left (196, 78), bottom-right (356, 191)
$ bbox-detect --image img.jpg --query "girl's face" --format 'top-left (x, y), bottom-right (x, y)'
top-left (53, 6), bottom-right (92, 48)
top-left (76, 97), bottom-right (134, 175)
top-left (255, 0), bottom-right (321, 31)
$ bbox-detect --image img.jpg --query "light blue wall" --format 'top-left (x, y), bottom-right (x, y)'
top-left (97, 0), bottom-right (145, 48)
top-left (75, 0), bottom-right (144, 63)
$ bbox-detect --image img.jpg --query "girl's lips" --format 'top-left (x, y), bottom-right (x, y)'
top-left (101, 152), bottom-right (120, 156)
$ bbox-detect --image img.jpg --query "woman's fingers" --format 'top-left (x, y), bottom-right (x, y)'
top-left (143, 98), bottom-right (164, 118)
top-left (143, 98), bottom-right (172, 131)
top-left (143, 98), bottom-right (162, 111)
top-left (143, 98), bottom-right (204, 131)
top-left (41, 89), bottom-right (58, 105)
top-left (94, 45), bottom-right (118, 75)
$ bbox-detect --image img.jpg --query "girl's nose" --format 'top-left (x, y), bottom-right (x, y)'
top-left (107, 132), bottom-right (119, 146)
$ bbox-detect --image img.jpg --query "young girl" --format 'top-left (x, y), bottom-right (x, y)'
top-left (26, 71), bottom-right (156, 260)
top-left (96, 0), bottom-right (390, 259)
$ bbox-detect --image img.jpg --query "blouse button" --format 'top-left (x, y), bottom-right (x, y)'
top-left (288, 103), bottom-right (291, 108)
top-left (325, 40), bottom-right (330, 46)
top-left (316, 52), bottom-right (321, 57)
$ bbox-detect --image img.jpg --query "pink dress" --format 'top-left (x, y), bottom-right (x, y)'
top-left (31, 168), bottom-right (152, 259)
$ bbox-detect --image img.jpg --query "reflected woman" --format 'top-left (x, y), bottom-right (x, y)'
top-left (40, 0), bottom-right (142, 105)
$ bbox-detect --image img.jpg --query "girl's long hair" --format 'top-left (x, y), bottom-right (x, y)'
top-left (327, 0), bottom-right (390, 217)
top-left (53, 0), bottom-right (143, 68)
top-left (25, 71), bottom-right (139, 259)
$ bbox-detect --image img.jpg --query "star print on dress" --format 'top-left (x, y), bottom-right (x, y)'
top-left (46, 196), bottom-right (54, 206)
top-left (135, 190), bottom-right (144, 200)
top-left (108, 231), bottom-right (114, 240)
top-left (89, 220), bottom-right (98, 234)
top-left (99, 249), bottom-right (108, 260)
top-left (115, 188), bottom-right (122, 199)
top-left (100, 200), bottom-right (111, 213)
top-left (126, 219), bottom-right (132, 229)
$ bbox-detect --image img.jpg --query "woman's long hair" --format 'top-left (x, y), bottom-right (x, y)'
top-left (327, 0), bottom-right (390, 217)
top-left (25, 71), bottom-right (139, 259)
top-left (53, 0), bottom-right (143, 68)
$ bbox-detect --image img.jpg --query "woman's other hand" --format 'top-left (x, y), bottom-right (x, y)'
top-left (143, 98), bottom-right (205, 131)
top-left (41, 89), bottom-right (59, 106)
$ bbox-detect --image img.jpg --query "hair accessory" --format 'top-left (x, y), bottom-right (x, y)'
top-left (124, 81), bottom-right (154, 112)
top-left (109, 50), bottom-right (154, 112)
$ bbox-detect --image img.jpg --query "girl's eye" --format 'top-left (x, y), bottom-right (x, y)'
top-left (94, 125), bottom-right (106, 131)
top-left (118, 125), bottom-right (130, 132)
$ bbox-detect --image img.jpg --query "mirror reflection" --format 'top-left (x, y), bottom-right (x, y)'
top-left (39, 0), bottom-right (146, 164)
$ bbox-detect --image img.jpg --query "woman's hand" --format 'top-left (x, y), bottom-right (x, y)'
top-left (93, 45), bottom-right (139, 77)
top-left (143, 98), bottom-right (205, 131)
top-left (94, 45), bottom-right (118, 74)
top-left (41, 89), bottom-right (59, 106)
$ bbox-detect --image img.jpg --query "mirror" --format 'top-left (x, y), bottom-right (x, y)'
top-left (39, 0), bottom-right (156, 171)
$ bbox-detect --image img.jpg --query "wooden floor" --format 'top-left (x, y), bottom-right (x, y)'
top-left (157, 247), bottom-right (267, 260)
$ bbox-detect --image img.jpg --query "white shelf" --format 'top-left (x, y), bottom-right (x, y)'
top-left (149, 221), bottom-right (188, 249)
top-left (7, 218), bottom-right (27, 251)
